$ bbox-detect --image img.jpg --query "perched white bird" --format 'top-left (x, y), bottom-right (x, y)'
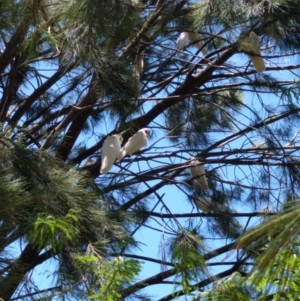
top-left (239, 31), bottom-right (265, 73)
top-left (187, 32), bottom-right (207, 55)
top-left (135, 53), bottom-right (144, 73)
top-left (176, 32), bottom-right (190, 54)
top-left (176, 32), bottom-right (207, 55)
top-left (100, 134), bottom-right (123, 174)
top-left (194, 197), bottom-right (212, 212)
top-left (189, 157), bottom-right (209, 191)
top-left (117, 128), bottom-right (151, 162)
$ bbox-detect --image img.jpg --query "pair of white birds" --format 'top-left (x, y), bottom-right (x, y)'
top-left (100, 128), bottom-right (151, 174)
top-left (176, 31), bottom-right (265, 73)
top-left (101, 133), bottom-right (212, 210)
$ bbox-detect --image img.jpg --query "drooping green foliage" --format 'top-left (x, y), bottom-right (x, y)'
top-left (0, 134), bottom-right (137, 299)
top-left (88, 256), bottom-right (141, 301)
top-left (168, 228), bottom-right (207, 294)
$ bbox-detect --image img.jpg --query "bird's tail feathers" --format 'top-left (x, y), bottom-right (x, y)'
top-left (100, 158), bottom-right (109, 174)
top-left (117, 150), bottom-right (127, 162)
top-left (195, 197), bottom-right (211, 212)
top-left (201, 47), bottom-right (208, 55)
top-left (197, 176), bottom-right (209, 191)
top-left (248, 55), bottom-right (265, 73)
top-left (194, 42), bottom-right (207, 55)
top-left (100, 167), bottom-right (109, 174)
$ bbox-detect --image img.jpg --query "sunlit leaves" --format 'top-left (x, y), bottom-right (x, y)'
top-left (87, 257), bottom-right (141, 301)
top-left (238, 201), bottom-right (300, 267)
top-left (236, 201), bottom-right (300, 298)
top-left (29, 210), bottom-right (80, 252)
top-left (196, 272), bottom-right (251, 301)
top-left (167, 228), bottom-right (207, 293)
top-left (248, 245), bottom-right (300, 300)
top-left (0, 138), bottom-right (134, 296)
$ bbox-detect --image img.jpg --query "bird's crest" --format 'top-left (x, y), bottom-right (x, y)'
top-left (142, 128), bottom-right (151, 137)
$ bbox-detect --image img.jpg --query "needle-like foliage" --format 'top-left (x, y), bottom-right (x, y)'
top-left (3, 0), bottom-right (300, 300)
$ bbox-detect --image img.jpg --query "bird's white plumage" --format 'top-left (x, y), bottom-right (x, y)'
top-left (117, 128), bottom-right (151, 162)
top-left (194, 197), bottom-right (212, 212)
top-left (189, 157), bottom-right (209, 191)
top-left (135, 53), bottom-right (144, 73)
top-left (239, 31), bottom-right (265, 73)
top-left (100, 134), bottom-right (123, 174)
top-left (176, 32), bottom-right (190, 54)
top-left (176, 32), bottom-right (207, 55)
top-left (187, 32), bottom-right (207, 55)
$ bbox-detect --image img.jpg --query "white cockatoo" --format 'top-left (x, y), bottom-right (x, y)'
top-left (189, 157), bottom-right (209, 191)
top-left (100, 134), bottom-right (123, 174)
top-left (135, 53), bottom-right (144, 73)
top-left (239, 31), bottom-right (265, 73)
top-left (187, 32), bottom-right (207, 55)
top-left (117, 128), bottom-right (151, 162)
top-left (176, 32), bottom-right (190, 54)
top-left (194, 197), bottom-right (212, 212)
top-left (176, 32), bottom-right (207, 55)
